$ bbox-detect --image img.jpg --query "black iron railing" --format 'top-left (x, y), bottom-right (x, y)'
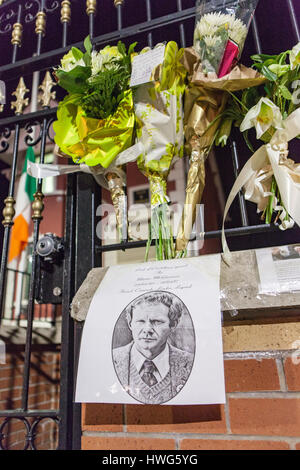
top-left (0, 0), bottom-right (299, 451)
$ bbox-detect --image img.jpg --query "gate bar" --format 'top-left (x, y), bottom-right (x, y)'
top-left (95, 224), bottom-right (283, 254)
top-left (0, 123), bottom-right (20, 325)
top-left (287, 0), bottom-right (300, 42)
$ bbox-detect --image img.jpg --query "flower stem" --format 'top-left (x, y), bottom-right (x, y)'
top-left (265, 176), bottom-right (277, 224)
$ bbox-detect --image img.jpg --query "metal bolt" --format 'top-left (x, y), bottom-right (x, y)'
top-left (53, 287), bottom-right (62, 297)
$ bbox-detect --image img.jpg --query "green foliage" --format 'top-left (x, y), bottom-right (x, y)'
top-left (55, 36), bottom-right (137, 118)
top-left (71, 47), bottom-right (84, 61)
top-left (213, 47), bottom-right (300, 152)
top-left (214, 46), bottom-right (299, 227)
top-left (55, 66), bottom-right (91, 94)
top-left (84, 36), bottom-right (92, 55)
top-left (81, 65), bottom-right (131, 119)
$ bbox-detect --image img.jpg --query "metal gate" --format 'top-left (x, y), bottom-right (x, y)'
top-left (0, 0), bottom-right (299, 451)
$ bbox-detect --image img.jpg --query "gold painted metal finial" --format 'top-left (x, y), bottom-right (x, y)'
top-left (2, 197), bottom-right (16, 227)
top-left (11, 22), bottom-right (23, 46)
top-left (32, 192), bottom-right (45, 221)
top-left (86, 0), bottom-right (97, 15)
top-left (11, 77), bottom-right (29, 115)
top-left (38, 71), bottom-right (56, 108)
top-left (114, 0), bottom-right (124, 6)
top-left (61, 0), bottom-right (71, 23)
top-left (35, 11), bottom-right (46, 36)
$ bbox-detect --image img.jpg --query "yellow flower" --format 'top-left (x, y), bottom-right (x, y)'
top-left (90, 46), bottom-right (123, 77)
top-left (100, 45), bottom-right (122, 59)
top-left (290, 42), bottom-right (300, 70)
top-left (240, 97), bottom-right (284, 140)
top-left (60, 49), bottom-right (85, 72)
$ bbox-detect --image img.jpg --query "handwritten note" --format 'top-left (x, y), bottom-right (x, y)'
top-left (130, 45), bottom-right (165, 87)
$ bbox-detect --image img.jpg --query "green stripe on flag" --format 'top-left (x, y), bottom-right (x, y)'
top-left (24, 147), bottom-right (36, 202)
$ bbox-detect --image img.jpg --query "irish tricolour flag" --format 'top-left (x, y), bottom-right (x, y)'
top-left (8, 147), bottom-right (36, 262)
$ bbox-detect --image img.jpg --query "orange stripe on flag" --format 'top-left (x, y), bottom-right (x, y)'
top-left (8, 213), bottom-right (29, 262)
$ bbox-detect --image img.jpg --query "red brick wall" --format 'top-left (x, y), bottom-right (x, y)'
top-left (82, 350), bottom-right (300, 451)
top-left (0, 349), bottom-right (60, 450)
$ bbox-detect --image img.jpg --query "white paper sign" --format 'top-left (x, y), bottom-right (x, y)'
top-left (130, 45), bottom-right (165, 87)
top-left (75, 256), bottom-right (225, 405)
top-left (256, 244), bottom-right (300, 294)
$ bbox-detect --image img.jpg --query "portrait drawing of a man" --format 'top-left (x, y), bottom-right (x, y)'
top-left (112, 291), bottom-right (195, 404)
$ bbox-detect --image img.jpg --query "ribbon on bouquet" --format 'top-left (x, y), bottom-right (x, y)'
top-left (27, 141), bottom-right (143, 242)
top-left (222, 108), bottom-right (300, 263)
top-left (27, 141), bottom-right (144, 187)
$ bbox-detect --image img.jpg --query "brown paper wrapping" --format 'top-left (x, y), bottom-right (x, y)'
top-left (176, 48), bottom-right (266, 253)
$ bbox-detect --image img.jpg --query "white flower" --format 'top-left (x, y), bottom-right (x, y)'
top-left (91, 51), bottom-right (104, 75)
top-left (203, 35), bottom-right (219, 48)
top-left (229, 17), bottom-right (247, 47)
top-left (90, 46), bottom-right (123, 76)
top-left (59, 49), bottom-right (85, 72)
top-left (240, 97), bottom-right (284, 140)
top-left (194, 12), bottom-right (247, 48)
top-left (290, 42), bottom-right (300, 70)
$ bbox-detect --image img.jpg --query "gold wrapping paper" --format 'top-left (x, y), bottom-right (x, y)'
top-left (106, 171), bottom-right (127, 242)
top-left (176, 147), bottom-right (206, 252)
top-left (176, 47), bottom-right (266, 253)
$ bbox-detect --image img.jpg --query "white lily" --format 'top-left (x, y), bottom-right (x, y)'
top-left (290, 42), bottom-right (300, 70)
top-left (240, 97), bottom-right (284, 140)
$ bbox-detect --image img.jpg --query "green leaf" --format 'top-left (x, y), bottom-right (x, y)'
top-left (278, 51), bottom-right (289, 65)
top-left (56, 66), bottom-right (91, 94)
top-left (279, 84), bottom-right (292, 100)
top-left (242, 87), bottom-right (260, 109)
top-left (242, 130), bottom-right (254, 153)
top-left (251, 53), bottom-right (279, 63)
top-left (117, 41), bottom-right (126, 57)
top-left (71, 47), bottom-right (84, 61)
top-left (264, 81), bottom-right (274, 97)
top-left (128, 42), bottom-right (137, 56)
top-left (261, 65), bottom-right (278, 82)
top-left (84, 35), bottom-right (92, 55)
top-left (83, 52), bottom-right (91, 67)
top-left (252, 62), bottom-right (264, 71)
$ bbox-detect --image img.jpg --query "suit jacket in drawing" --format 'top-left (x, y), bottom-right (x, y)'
top-left (112, 341), bottom-right (194, 404)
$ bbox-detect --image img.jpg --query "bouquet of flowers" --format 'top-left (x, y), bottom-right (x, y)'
top-left (133, 42), bottom-right (186, 260)
top-left (52, 36), bottom-right (137, 242)
top-left (176, 0), bottom-right (264, 255)
top-left (215, 42), bottom-right (300, 244)
top-left (194, 0), bottom-right (259, 77)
